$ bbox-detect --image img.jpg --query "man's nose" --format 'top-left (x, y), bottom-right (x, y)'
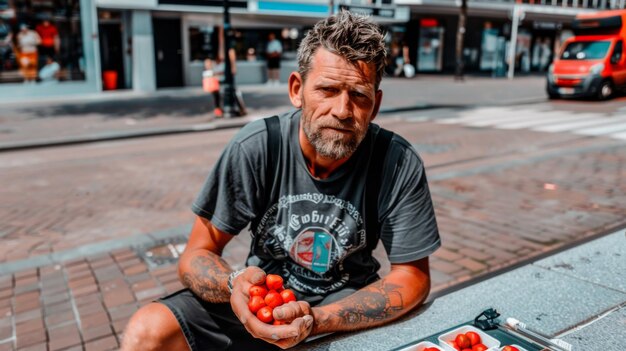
top-left (331, 91), bottom-right (352, 120)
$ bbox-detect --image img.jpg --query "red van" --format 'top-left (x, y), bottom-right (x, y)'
top-left (547, 10), bottom-right (626, 100)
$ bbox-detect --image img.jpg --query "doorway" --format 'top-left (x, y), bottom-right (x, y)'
top-left (98, 11), bottom-right (126, 90)
top-left (153, 17), bottom-right (184, 88)
top-left (418, 26), bottom-right (445, 72)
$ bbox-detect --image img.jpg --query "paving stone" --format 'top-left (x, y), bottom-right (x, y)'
top-left (15, 318), bottom-right (44, 335)
top-left (430, 259), bottom-right (463, 274)
top-left (0, 341), bottom-right (13, 351)
top-left (70, 284), bottom-right (99, 297)
top-left (49, 335), bottom-right (82, 351)
top-left (14, 309), bottom-right (42, 324)
top-left (44, 309), bottom-right (76, 326)
top-left (84, 335), bottom-right (118, 351)
top-left (455, 258), bottom-right (487, 272)
top-left (80, 312), bottom-right (110, 330)
top-left (19, 343), bottom-right (48, 351)
top-left (82, 324), bottom-right (113, 343)
top-left (15, 329), bottom-right (46, 349)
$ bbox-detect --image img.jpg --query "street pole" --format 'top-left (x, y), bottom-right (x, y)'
top-left (507, 5), bottom-right (521, 80)
top-left (222, 0), bottom-right (238, 118)
top-left (455, 0), bottom-right (467, 81)
top-left (329, 0), bottom-right (334, 15)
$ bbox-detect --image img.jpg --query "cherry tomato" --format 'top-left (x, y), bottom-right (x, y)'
top-left (423, 348), bottom-right (439, 351)
top-left (448, 340), bottom-right (461, 351)
top-left (272, 320), bottom-right (286, 325)
top-left (502, 346), bottom-right (519, 351)
top-left (264, 290), bottom-right (284, 309)
top-left (280, 289), bottom-right (296, 304)
top-left (247, 295), bottom-right (266, 314)
top-left (265, 274), bottom-right (284, 291)
top-left (249, 285), bottom-right (268, 298)
top-left (471, 344), bottom-right (488, 351)
top-left (256, 306), bottom-right (273, 324)
top-left (461, 349), bottom-right (472, 351)
top-left (465, 331), bottom-right (481, 346)
top-left (455, 334), bottom-right (471, 349)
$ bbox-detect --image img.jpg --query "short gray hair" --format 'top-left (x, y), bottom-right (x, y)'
top-left (297, 11), bottom-right (387, 89)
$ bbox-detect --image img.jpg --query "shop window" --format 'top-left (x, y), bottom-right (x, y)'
top-left (189, 25), bottom-right (217, 62)
top-left (418, 26), bottom-right (444, 72)
top-left (0, 0), bottom-right (85, 84)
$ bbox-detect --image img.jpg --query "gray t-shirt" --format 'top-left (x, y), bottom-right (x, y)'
top-left (193, 110), bottom-right (440, 296)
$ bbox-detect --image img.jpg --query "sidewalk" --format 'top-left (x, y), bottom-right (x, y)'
top-left (0, 76), bottom-right (547, 151)
top-left (297, 229), bottom-right (626, 351)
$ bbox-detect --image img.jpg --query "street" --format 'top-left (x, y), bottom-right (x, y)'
top-left (1, 81), bottom-right (625, 350)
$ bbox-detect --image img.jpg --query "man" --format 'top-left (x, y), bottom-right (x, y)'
top-left (266, 32), bottom-right (283, 85)
top-left (123, 11), bottom-right (440, 351)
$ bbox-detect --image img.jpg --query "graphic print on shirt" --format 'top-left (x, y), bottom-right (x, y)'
top-left (254, 193), bottom-right (366, 294)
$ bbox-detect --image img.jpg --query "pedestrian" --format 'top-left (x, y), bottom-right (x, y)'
top-left (35, 19), bottom-right (59, 63)
top-left (266, 32), bottom-right (282, 85)
top-left (204, 49), bottom-right (247, 118)
top-left (38, 55), bottom-right (60, 83)
top-left (122, 11), bottom-right (440, 351)
top-left (202, 58), bottom-right (222, 118)
top-left (16, 23), bottom-right (41, 83)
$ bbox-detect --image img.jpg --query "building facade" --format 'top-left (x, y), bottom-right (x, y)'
top-left (0, 0), bottom-right (624, 101)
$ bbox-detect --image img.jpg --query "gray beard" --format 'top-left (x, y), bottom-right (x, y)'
top-left (304, 125), bottom-right (359, 160)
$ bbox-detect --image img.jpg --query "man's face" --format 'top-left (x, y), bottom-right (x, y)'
top-left (292, 48), bottom-right (382, 160)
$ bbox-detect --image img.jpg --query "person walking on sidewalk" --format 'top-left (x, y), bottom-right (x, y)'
top-left (122, 11), bottom-right (440, 351)
top-left (203, 49), bottom-right (247, 118)
top-left (266, 32), bottom-right (282, 85)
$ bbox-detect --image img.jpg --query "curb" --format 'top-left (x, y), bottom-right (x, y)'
top-left (0, 98), bottom-right (548, 153)
top-left (0, 117), bottom-right (255, 152)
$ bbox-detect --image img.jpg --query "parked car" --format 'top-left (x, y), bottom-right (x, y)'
top-left (547, 10), bottom-right (626, 100)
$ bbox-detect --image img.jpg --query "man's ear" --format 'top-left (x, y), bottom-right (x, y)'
top-left (288, 72), bottom-right (303, 108)
top-left (370, 89), bottom-right (383, 122)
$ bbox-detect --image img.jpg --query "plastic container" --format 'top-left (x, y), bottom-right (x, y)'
top-left (102, 70), bottom-right (118, 90)
top-left (499, 345), bottom-right (528, 351)
top-left (396, 341), bottom-right (445, 351)
top-left (438, 325), bottom-right (501, 351)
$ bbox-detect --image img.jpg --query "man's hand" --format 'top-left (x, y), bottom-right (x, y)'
top-left (230, 267), bottom-right (314, 349)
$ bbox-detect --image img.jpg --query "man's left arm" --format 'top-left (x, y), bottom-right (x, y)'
top-left (310, 257), bottom-right (430, 335)
top-left (273, 257), bottom-right (431, 340)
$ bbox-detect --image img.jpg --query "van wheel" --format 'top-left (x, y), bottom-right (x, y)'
top-left (597, 80), bottom-right (614, 100)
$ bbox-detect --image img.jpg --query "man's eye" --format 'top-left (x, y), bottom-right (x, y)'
top-left (351, 91), bottom-right (367, 98)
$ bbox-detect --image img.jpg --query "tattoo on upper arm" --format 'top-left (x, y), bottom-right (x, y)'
top-left (181, 254), bottom-right (232, 303)
top-left (335, 281), bottom-right (404, 328)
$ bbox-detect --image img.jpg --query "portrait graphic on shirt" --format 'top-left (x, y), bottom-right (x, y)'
top-left (254, 193), bottom-right (366, 294)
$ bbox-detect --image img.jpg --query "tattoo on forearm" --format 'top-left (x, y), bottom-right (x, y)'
top-left (335, 281), bottom-right (404, 328)
top-left (181, 254), bottom-right (232, 303)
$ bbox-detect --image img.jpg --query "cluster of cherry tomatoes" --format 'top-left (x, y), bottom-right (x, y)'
top-left (247, 274), bottom-right (297, 325)
top-left (447, 331), bottom-right (489, 351)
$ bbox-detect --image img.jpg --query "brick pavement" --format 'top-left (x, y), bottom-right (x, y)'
top-left (1, 114), bottom-right (625, 349)
top-left (0, 80), bottom-right (626, 351)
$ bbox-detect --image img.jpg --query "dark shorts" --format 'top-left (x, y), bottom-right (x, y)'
top-left (267, 57), bottom-right (281, 69)
top-left (159, 288), bottom-right (356, 351)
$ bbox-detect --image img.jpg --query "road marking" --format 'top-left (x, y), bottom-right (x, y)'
top-left (426, 105), bottom-right (626, 141)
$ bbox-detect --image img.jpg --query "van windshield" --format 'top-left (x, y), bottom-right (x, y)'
top-left (561, 41), bottom-right (611, 60)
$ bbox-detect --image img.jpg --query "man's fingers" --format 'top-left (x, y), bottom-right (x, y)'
top-left (273, 301), bottom-right (311, 322)
top-left (243, 266), bottom-right (266, 285)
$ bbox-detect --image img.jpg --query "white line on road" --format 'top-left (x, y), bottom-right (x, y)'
top-left (533, 115), bottom-right (626, 132)
top-left (496, 113), bottom-right (599, 129)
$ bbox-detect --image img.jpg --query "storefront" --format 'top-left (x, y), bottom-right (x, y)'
top-left (0, 0), bottom-right (99, 100)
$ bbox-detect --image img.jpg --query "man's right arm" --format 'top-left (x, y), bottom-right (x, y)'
top-left (177, 216), bottom-right (235, 303)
